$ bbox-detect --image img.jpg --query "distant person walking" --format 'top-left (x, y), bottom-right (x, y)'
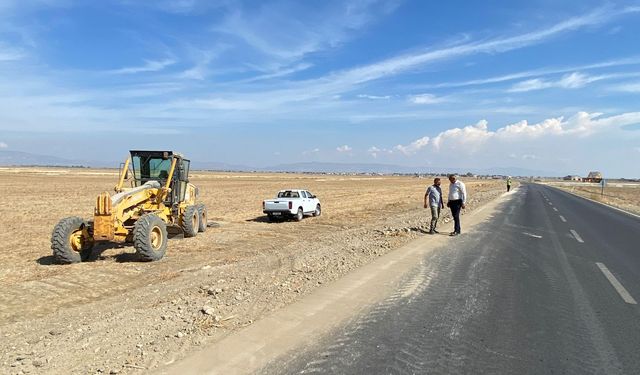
top-left (447, 174), bottom-right (467, 236)
top-left (507, 176), bottom-right (512, 192)
top-left (424, 178), bottom-right (444, 234)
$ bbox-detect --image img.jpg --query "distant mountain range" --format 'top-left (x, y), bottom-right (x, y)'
top-left (0, 150), bottom-right (83, 166)
top-left (0, 150), bottom-right (556, 177)
top-left (0, 150), bottom-right (113, 168)
top-left (258, 162), bottom-right (555, 177)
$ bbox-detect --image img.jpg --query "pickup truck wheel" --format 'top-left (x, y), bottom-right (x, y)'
top-left (313, 204), bottom-right (321, 217)
top-left (295, 208), bottom-right (303, 221)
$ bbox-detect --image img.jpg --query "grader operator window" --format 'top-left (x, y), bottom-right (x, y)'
top-left (131, 155), bottom-right (173, 186)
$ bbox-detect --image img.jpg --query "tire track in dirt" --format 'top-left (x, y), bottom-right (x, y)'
top-left (0, 270), bottom-right (143, 322)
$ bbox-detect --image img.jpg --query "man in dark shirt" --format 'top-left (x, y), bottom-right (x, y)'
top-left (424, 178), bottom-right (444, 234)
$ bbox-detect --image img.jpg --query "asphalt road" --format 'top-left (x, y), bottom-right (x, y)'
top-left (265, 184), bottom-right (640, 374)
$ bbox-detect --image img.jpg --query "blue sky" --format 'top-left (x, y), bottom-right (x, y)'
top-left (0, 0), bottom-right (639, 176)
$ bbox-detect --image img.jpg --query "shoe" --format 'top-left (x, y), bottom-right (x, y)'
top-left (449, 232), bottom-right (459, 236)
top-left (428, 230), bottom-right (434, 235)
top-left (433, 229), bottom-right (440, 234)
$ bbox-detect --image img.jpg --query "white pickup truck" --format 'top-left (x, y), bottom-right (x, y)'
top-left (263, 189), bottom-right (321, 221)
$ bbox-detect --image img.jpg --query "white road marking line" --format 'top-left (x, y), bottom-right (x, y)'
top-left (570, 229), bottom-right (584, 243)
top-left (559, 215), bottom-right (567, 222)
top-left (596, 263), bottom-right (638, 305)
top-left (523, 232), bottom-right (543, 239)
top-left (548, 202), bottom-right (553, 206)
top-left (553, 207), bottom-right (558, 212)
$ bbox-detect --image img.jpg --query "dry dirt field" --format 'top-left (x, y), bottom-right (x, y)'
top-left (0, 168), bottom-right (505, 374)
top-left (549, 182), bottom-right (640, 216)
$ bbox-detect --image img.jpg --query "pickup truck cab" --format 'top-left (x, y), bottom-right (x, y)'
top-left (263, 189), bottom-right (321, 221)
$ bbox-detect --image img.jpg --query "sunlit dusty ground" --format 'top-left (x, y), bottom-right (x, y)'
top-left (0, 168), bottom-right (504, 374)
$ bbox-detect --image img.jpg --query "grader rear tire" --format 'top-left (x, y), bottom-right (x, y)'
top-left (181, 205), bottom-right (199, 237)
top-left (51, 216), bottom-right (94, 264)
top-left (196, 204), bottom-right (207, 233)
top-left (133, 214), bottom-right (168, 261)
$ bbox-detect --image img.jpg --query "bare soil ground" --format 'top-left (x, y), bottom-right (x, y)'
top-left (550, 183), bottom-right (640, 216)
top-left (0, 168), bottom-right (504, 374)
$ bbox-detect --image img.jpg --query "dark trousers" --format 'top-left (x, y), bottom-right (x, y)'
top-left (507, 185), bottom-right (511, 192)
top-left (449, 199), bottom-right (463, 233)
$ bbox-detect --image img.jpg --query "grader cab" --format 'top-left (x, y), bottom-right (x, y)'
top-left (51, 150), bottom-right (207, 263)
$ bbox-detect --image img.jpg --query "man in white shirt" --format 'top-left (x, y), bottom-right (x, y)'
top-left (447, 174), bottom-right (467, 236)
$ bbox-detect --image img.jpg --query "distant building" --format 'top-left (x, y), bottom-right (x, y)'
top-left (583, 171), bottom-right (603, 183)
top-left (563, 175), bottom-right (582, 181)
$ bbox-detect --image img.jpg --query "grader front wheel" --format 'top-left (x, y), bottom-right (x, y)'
top-left (51, 217), bottom-right (94, 264)
top-left (133, 213), bottom-right (168, 261)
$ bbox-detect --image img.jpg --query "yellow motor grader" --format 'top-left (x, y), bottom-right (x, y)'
top-left (51, 150), bottom-right (207, 263)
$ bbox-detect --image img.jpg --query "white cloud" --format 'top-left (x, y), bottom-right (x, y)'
top-left (431, 120), bottom-right (491, 151)
top-left (8, 4), bottom-right (625, 128)
top-left (164, 97), bottom-right (256, 111)
top-left (215, 1), bottom-right (397, 66)
top-left (241, 63), bottom-right (313, 82)
top-left (0, 47), bottom-right (24, 61)
top-left (558, 72), bottom-right (591, 88)
top-left (336, 145), bottom-right (352, 153)
top-left (611, 82), bottom-right (640, 93)
top-left (178, 47), bottom-right (227, 80)
top-left (414, 56), bottom-right (640, 90)
top-left (509, 72), bottom-right (597, 92)
top-left (357, 94), bottom-right (391, 100)
top-left (509, 78), bottom-right (551, 92)
top-left (394, 136), bottom-right (430, 155)
top-left (228, 7), bottom-right (640, 109)
top-left (408, 93), bottom-right (444, 104)
top-left (0, 141), bottom-right (7, 148)
top-left (509, 153), bottom-right (539, 160)
top-left (321, 7), bottom-right (638, 90)
top-left (368, 146), bottom-right (381, 158)
top-left (367, 146), bottom-right (393, 158)
top-left (302, 148), bottom-right (320, 155)
top-left (108, 59), bottom-right (175, 75)
top-left (396, 112), bottom-right (640, 156)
